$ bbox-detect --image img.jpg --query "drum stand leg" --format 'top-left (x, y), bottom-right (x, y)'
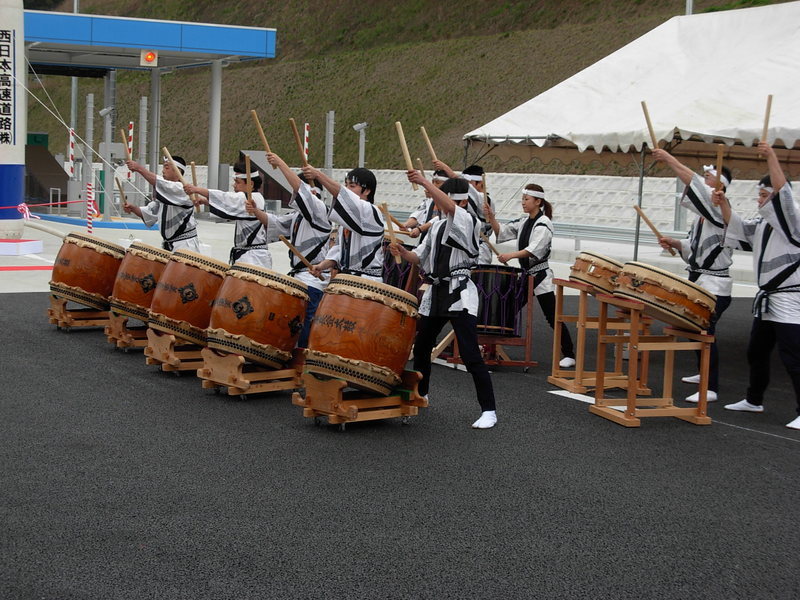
top-left (292, 370), bottom-right (428, 427)
top-left (48, 296), bottom-right (110, 330)
top-left (197, 347), bottom-right (304, 397)
top-left (144, 328), bottom-right (205, 372)
top-left (547, 279), bottom-right (652, 395)
top-left (589, 295), bottom-right (713, 427)
top-left (105, 312), bottom-right (148, 349)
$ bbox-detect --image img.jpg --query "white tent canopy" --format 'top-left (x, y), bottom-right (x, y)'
top-left (465, 2), bottom-right (800, 171)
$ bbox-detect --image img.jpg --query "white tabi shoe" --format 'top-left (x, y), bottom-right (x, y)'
top-left (786, 415), bottom-right (800, 430)
top-left (685, 390), bottom-right (717, 403)
top-left (559, 357), bottom-right (576, 369)
top-left (681, 373), bottom-right (701, 384)
top-left (724, 399), bottom-right (764, 413)
top-left (471, 411), bottom-right (497, 429)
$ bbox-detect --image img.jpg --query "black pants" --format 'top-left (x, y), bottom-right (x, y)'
top-left (413, 312), bottom-right (496, 412)
top-left (746, 318), bottom-right (800, 413)
top-left (697, 294), bottom-right (732, 392)
top-left (536, 291), bottom-right (575, 359)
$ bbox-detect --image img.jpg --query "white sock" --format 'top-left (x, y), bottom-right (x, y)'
top-left (472, 410), bottom-right (497, 429)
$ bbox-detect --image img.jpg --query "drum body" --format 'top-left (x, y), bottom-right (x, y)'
top-left (110, 242), bottom-right (172, 320)
top-left (305, 274), bottom-right (418, 395)
top-left (148, 250), bottom-right (229, 345)
top-left (207, 263), bottom-right (309, 368)
top-left (613, 261), bottom-right (717, 332)
top-left (50, 233), bottom-right (126, 310)
top-left (382, 239), bottom-right (421, 296)
top-left (472, 264), bottom-right (526, 336)
top-left (569, 251), bottom-right (623, 295)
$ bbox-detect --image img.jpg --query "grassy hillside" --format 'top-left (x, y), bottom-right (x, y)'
top-left (26, 0), bottom-right (787, 171)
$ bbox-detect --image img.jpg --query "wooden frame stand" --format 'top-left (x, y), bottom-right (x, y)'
top-left (292, 370), bottom-right (428, 429)
top-left (448, 276), bottom-right (538, 370)
top-left (197, 347), bottom-right (304, 398)
top-left (548, 278), bottom-right (651, 395)
top-left (589, 294), bottom-right (713, 428)
top-left (144, 328), bottom-right (204, 373)
top-left (105, 312), bottom-right (149, 349)
top-left (48, 296), bottom-right (109, 330)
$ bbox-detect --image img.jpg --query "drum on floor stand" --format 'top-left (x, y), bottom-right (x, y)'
top-left (50, 233), bottom-right (126, 310)
top-left (472, 264), bottom-right (527, 337)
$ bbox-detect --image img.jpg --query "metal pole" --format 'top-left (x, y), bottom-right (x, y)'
top-left (633, 147), bottom-right (645, 261)
top-left (324, 110), bottom-right (335, 174)
top-left (68, 0), bottom-right (79, 177)
top-left (358, 128), bottom-right (366, 168)
top-left (207, 59), bottom-right (222, 190)
top-left (83, 92), bottom-right (94, 219)
top-left (686, 1), bottom-right (693, 15)
top-left (148, 69), bottom-right (161, 174)
top-left (137, 96), bottom-right (148, 201)
top-left (102, 105), bottom-right (113, 221)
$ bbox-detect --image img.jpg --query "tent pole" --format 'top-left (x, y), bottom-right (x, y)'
top-left (633, 147), bottom-right (645, 261)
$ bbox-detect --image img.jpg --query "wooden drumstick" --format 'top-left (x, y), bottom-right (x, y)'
top-left (119, 128), bottom-right (132, 161)
top-left (380, 203), bottom-right (402, 264)
top-left (395, 121), bottom-right (418, 191)
top-left (245, 154), bottom-right (254, 214)
top-left (162, 146), bottom-right (188, 187)
top-left (633, 204), bottom-right (676, 256)
top-left (279, 235), bottom-right (324, 280)
top-left (416, 157), bottom-right (426, 179)
top-left (289, 118), bottom-right (308, 166)
top-left (114, 176), bottom-right (127, 206)
top-left (480, 231), bottom-right (500, 257)
top-left (714, 144), bottom-right (725, 191)
top-left (761, 94), bottom-right (773, 143)
top-left (250, 109), bottom-right (271, 153)
top-left (190, 161), bottom-right (200, 212)
top-left (640, 101), bottom-right (658, 149)
top-left (420, 126), bottom-right (438, 162)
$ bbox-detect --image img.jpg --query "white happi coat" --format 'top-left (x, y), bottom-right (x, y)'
top-left (325, 187), bottom-right (385, 282)
top-left (207, 190), bottom-right (272, 268)
top-left (139, 177), bottom-right (200, 251)
top-left (497, 209), bottom-right (554, 295)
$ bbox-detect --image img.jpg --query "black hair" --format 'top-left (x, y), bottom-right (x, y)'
top-left (432, 169), bottom-right (448, 179)
top-left (439, 177), bottom-right (470, 196)
top-left (233, 161), bottom-right (263, 192)
top-left (462, 164), bottom-right (484, 177)
top-left (524, 183), bottom-right (552, 219)
top-left (346, 168), bottom-right (377, 203)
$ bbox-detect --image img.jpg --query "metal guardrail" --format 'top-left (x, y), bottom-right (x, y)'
top-left (554, 222), bottom-right (683, 251)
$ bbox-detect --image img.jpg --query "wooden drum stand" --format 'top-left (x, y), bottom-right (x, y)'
top-left (105, 312), bottom-right (149, 350)
top-left (48, 296), bottom-right (109, 330)
top-left (197, 347), bottom-right (304, 399)
top-left (590, 294), bottom-right (713, 427)
top-left (144, 328), bottom-right (205, 374)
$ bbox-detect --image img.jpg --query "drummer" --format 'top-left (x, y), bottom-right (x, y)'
top-left (301, 164), bottom-right (385, 282)
top-left (124, 156), bottom-right (201, 252)
top-left (402, 169), bottom-right (447, 242)
top-left (432, 160), bottom-right (494, 263)
top-left (713, 142), bottom-right (800, 431)
top-left (183, 161), bottom-right (272, 268)
top-left (255, 151), bottom-right (333, 348)
top-left (484, 183), bottom-right (576, 369)
top-left (389, 171), bottom-right (498, 429)
top-left (651, 148), bottom-right (735, 403)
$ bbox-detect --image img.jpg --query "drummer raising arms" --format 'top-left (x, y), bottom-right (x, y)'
top-left (183, 161), bottom-right (273, 268)
top-left (389, 171), bottom-right (498, 429)
top-left (301, 165), bottom-right (385, 282)
top-left (651, 148), bottom-right (735, 403)
top-left (124, 155), bottom-right (201, 252)
top-left (256, 151), bottom-right (333, 348)
top-left (713, 142), bottom-right (800, 430)
top-left (485, 183), bottom-right (576, 368)
top-left (402, 169), bottom-right (447, 242)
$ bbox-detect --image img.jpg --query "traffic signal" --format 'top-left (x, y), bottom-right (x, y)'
top-left (139, 50), bottom-right (158, 67)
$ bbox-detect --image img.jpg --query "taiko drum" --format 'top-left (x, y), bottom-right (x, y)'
top-left (148, 250), bottom-right (228, 345)
top-left (207, 263), bottom-right (309, 369)
top-left (569, 251), bottom-right (624, 295)
top-left (110, 242), bottom-right (172, 321)
top-left (50, 233), bottom-right (126, 310)
top-left (305, 274), bottom-right (418, 395)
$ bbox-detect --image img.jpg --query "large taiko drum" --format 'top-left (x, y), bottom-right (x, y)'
top-left (305, 274), bottom-right (418, 395)
top-left (613, 261), bottom-right (717, 332)
top-left (207, 263), bottom-right (309, 369)
top-left (148, 250), bottom-right (229, 345)
top-left (110, 242), bottom-right (172, 321)
top-left (472, 264), bottom-right (527, 337)
top-left (382, 239), bottom-right (422, 297)
top-left (50, 233), bottom-right (126, 310)
top-left (569, 251), bottom-right (623, 295)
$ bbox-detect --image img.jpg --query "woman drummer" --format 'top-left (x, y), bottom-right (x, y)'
top-left (485, 184), bottom-right (576, 369)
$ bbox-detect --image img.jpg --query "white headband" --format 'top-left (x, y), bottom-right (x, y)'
top-left (432, 175), bottom-right (448, 182)
top-left (523, 189), bottom-right (545, 200)
top-left (234, 171), bottom-right (261, 179)
top-left (461, 173), bottom-right (483, 182)
top-left (757, 183), bottom-right (774, 193)
top-left (449, 192), bottom-right (469, 200)
top-left (163, 158), bottom-right (186, 174)
top-left (703, 165), bottom-right (730, 188)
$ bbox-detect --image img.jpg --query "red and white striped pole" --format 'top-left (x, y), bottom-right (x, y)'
top-left (86, 182), bottom-right (94, 234)
top-left (126, 121), bottom-right (134, 179)
top-left (65, 128), bottom-right (75, 179)
top-left (303, 122), bottom-right (310, 162)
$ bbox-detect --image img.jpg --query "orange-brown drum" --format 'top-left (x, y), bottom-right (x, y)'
top-left (110, 242), bottom-right (172, 321)
top-left (569, 251), bottom-right (623, 295)
top-left (50, 233), bottom-right (126, 310)
top-left (305, 274), bottom-right (419, 395)
top-left (613, 261), bottom-right (716, 332)
top-left (148, 250), bottom-right (229, 345)
top-left (207, 263), bottom-right (309, 369)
